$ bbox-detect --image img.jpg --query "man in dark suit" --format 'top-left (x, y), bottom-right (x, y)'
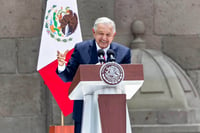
top-left (57, 17), bottom-right (131, 133)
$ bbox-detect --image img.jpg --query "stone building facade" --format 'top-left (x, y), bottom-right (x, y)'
top-left (0, 0), bottom-right (200, 133)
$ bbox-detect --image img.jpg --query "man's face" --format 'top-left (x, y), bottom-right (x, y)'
top-left (92, 23), bottom-right (116, 49)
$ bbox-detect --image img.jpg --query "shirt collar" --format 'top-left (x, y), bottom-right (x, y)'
top-left (95, 42), bottom-right (110, 54)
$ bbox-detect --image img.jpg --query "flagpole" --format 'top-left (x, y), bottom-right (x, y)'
top-left (61, 111), bottom-right (64, 126)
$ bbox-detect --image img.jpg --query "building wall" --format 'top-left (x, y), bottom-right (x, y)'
top-left (0, 0), bottom-right (199, 132)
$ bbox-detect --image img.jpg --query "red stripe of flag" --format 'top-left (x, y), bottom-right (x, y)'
top-left (39, 48), bottom-right (74, 116)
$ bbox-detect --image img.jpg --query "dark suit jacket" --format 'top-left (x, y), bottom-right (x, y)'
top-left (57, 39), bottom-right (131, 122)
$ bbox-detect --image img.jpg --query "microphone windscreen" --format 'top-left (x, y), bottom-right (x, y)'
top-left (107, 49), bottom-right (115, 56)
top-left (97, 49), bottom-right (105, 56)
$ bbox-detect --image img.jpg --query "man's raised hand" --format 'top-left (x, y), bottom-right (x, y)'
top-left (57, 50), bottom-right (69, 66)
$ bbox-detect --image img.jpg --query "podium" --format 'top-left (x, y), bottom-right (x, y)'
top-left (69, 63), bottom-right (144, 133)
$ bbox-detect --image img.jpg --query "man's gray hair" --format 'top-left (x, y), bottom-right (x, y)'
top-left (93, 17), bottom-right (116, 33)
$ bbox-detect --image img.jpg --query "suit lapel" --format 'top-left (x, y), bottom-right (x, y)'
top-left (88, 40), bottom-right (98, 64)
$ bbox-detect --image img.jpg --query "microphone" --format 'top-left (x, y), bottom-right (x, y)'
top-left (107, 49), bottom-right (116, 62)
top-left (97, 49), bottom-right (105, 64)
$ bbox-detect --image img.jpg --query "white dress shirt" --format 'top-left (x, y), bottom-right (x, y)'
top-left (95, 42), bottom-right (110, 61)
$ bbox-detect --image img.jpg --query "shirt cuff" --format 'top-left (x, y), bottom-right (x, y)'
top-left (58, 65), bottom-right (66, 73)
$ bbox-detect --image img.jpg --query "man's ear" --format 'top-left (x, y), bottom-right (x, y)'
top-left (113, 32), bottom-right (116, 37)
top-left (92, 28), bottom-right (95, 34)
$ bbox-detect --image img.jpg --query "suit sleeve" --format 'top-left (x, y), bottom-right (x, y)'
top-left (125, 48), bottom-right (131, 64)
top-left (121, 48), bottom-right (131, 64)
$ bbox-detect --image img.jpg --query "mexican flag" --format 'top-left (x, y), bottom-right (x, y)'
top-left (37, 0), bottom-right (82, 116)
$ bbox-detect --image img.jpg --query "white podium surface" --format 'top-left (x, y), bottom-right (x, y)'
top-left (69, 80), bottom-right (144, 100)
